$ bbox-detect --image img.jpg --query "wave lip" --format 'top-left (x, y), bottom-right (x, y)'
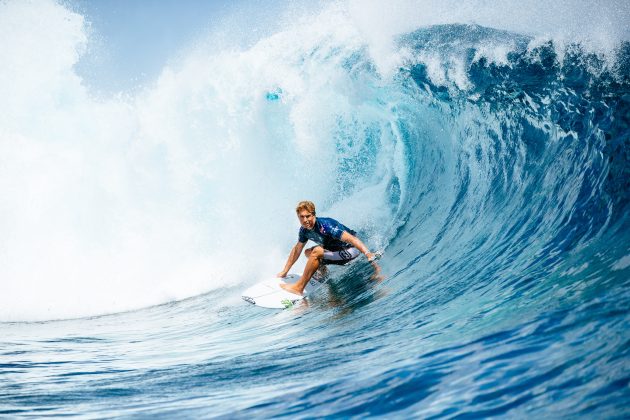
top-left (1, 1), bottom-right (630, 418)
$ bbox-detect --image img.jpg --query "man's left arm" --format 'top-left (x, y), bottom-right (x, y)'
top-left (340, 231), bottom-right (382, 280)
top-left (340, 231), bottom-right (377, 261)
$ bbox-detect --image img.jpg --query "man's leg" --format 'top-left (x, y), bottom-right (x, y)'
top-left (280, 246), bottom-right (324, 295)
top-left (306, 247), bottom-right (328, 281)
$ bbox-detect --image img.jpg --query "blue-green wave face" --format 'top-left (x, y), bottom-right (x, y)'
top-left (1, 0), bottom-right (629, 417)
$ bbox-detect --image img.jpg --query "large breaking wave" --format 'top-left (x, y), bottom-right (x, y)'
top-left (1, 0), bottom-right (627, 322)
top-left (1, 0), bottom-right (629, 417)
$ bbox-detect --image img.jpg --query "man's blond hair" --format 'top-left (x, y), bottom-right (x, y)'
top-left (295, 200), bottom-right (316, 215)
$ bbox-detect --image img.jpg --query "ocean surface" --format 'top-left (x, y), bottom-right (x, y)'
top-left (1, 1), bottom-right (629, 418)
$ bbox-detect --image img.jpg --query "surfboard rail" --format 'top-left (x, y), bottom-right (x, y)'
top-left (241, 274), bottom-right (319, 309)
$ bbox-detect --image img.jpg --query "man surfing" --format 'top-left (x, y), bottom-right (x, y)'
top-left (278, 200), bottom-right (382, 295)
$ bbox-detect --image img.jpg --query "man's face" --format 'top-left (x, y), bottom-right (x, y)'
top-left (297, 210), bottom-right (316, 230)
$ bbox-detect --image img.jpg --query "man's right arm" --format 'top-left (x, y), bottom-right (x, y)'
top-left (277, 241), bottom-right (306, 277)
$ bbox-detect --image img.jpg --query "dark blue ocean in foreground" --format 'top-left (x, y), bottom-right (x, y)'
top-left (2, 11), bottom-right (630, 420)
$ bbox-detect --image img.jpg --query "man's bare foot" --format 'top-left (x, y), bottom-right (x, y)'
top-left (279, 282), bottom-right (303, 296)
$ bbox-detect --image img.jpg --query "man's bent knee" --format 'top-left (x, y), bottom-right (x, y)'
top-left (306, 246), bottom-right (324, 259)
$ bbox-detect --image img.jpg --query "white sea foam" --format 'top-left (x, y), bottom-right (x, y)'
top-left (349, 0), bottom-right (629, 59)
top-left (348, 0), bottom-right (629, 87)
top-left (0, 0), bottom-right (401, 321)
top-left (1, 0), bottom-right (626, 321)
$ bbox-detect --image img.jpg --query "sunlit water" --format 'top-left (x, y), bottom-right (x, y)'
top-left (1, 1), bottom-right (629, 417)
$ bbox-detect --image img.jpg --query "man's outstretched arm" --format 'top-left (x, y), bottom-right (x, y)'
top-left (340, 231), bottom-right (376, 261)
top-left (277, 241), bottom-right (306, 277)
top-left (340, 231), bottom-right (383, 279)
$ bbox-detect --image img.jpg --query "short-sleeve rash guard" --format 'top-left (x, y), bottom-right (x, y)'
top-left (298, 217), bottom-right (356, 251)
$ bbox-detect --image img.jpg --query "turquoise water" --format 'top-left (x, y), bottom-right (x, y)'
top-left (1, 1), bottom-right (629, 418)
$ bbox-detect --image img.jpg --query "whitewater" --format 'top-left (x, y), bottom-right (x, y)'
top-left (1, 0), bottom-right (629, 417)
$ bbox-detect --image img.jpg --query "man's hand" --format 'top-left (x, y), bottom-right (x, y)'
top-left (278, 242), bottom-right (305, 279)
top-left (366, 252), bottom-right (384, 281)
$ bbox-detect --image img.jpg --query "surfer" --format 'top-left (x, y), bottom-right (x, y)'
top-left (278, 200), bottom-right (382, 295)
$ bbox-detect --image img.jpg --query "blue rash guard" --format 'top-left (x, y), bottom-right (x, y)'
top-left (298, 217), bottom-right (356, 251)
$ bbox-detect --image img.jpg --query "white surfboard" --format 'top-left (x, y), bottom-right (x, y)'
top-left (242, 274), bottom-right (324, 309)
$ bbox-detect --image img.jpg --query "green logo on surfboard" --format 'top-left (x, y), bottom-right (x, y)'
top-left (281, 299), bottom-right (294, 309)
